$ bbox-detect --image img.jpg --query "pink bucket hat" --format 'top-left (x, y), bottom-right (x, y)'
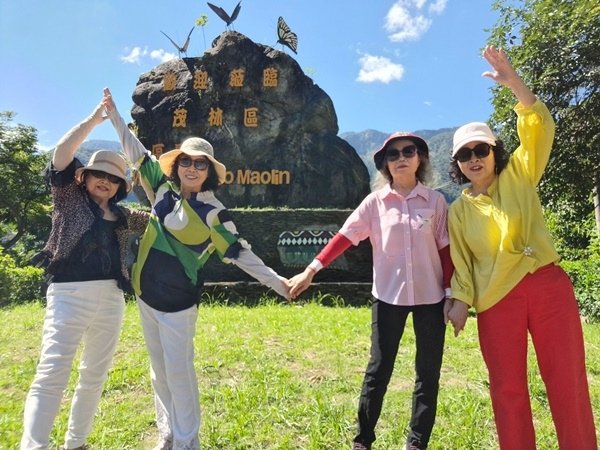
top-left (373, 132), bottom-right (429, 170)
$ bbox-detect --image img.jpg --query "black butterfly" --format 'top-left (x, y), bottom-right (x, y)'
top-left (277, 16), bottom-right (298, 54)
top-left (207, 1), bottom-right (241, 29)
top-left (160, 27), bottom-right (195, 57)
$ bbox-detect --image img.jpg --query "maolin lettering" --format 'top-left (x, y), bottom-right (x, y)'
top-left (223, 169), bottom-right (291, 185)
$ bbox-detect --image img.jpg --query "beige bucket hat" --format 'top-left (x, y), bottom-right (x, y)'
top-left (75, 150), bottom-right (131, 191)
top-left (158, 137), bottom-right (226, 184)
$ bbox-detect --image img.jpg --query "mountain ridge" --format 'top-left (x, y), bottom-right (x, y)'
top-left (78, 128), bottom-right (461, 202)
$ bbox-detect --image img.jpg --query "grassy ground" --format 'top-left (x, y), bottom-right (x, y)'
top-left (1, 299), bottom-right (599, 449)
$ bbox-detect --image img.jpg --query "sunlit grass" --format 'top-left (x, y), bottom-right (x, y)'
top-left (1, 300), bottom-right (598, 449)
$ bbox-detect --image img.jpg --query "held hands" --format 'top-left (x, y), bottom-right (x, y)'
top-left (444, 298), bottom-right (469, 337)
top-left (443, 297), bottom-right (453, 325)
top-left (102, 87), bottom-right (116, 114)
top-left (278, 276), bottom-right (292, 302)
top-left (89, 98), bottom-right (109, 126)
top-left (287, 267), bottom-right (316, 299)
top-left (88, 87), bottom-right (116, 126)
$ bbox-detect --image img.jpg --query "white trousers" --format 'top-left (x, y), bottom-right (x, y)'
top-left (137, 298), bottom-right (201, 450)
top-left (20, 280), bottom-right (125, 450)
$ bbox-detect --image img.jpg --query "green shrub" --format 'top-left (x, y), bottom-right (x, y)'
top-left (0, 249), bottom-right (13, 302)
top-left (561, 252), bottom-right (600, 322)
top-left (0, 246), bottom-right (45, 306)
top-left (545, 208), bottom-right (600, 321)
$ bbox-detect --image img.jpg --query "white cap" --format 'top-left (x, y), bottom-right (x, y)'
top-left (452, 122), bottom-right (497, 156)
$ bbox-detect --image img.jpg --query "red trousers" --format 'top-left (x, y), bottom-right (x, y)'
top-left (477, 264), bottom-right (597, 450)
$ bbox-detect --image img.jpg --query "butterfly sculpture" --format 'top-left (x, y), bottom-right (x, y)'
top-left (276, 16), bottom-right (298, 54)
top-left (160, 27), bottom-right (195, 57)
top-left (207, 1), bottom-right (241, 29)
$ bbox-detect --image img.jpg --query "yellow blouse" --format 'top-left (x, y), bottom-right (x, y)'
top-left (449, 100), bottom-right (558, 313)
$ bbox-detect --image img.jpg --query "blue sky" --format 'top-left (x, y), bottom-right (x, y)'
top-left (0, 0), bottom-right (501, 149)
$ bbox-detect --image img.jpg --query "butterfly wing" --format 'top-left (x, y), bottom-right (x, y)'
top-left (161, 30), bottom-right (183, 52)
top-left (284, 31), bottom-right (298, 54)
top-left (230, 1), bottom-right (242, 23)
top-left (277, 16), bottom-right (298, 54)
top-left (207, 2), bottom-right (232, 24)
top-left (276, 16), bottom-right (289, 41)
top-left (181, 26), bottom-right (195, 53)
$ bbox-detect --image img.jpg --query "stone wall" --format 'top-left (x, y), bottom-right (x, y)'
top-left (201, 208), bottom-right (373, 285)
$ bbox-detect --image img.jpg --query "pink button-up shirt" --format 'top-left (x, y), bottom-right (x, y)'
top-left (340, 182), bottom-right (449, 306)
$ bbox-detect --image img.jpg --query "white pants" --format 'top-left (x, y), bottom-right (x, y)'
top-left (20, 280), bottom-right (125, 450)
top-left (137, 298), bottom-right (201, 450)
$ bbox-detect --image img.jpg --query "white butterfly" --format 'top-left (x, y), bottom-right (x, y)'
top-left (277, 16), bottom-right (298, 54)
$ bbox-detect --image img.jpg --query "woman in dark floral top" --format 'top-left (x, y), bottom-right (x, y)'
top-left (20, 97), bottom-right (147, 450)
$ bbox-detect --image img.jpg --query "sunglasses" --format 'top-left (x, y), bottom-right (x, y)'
top-left (385, 144), bottom-right (418, 161)
top-left (454, 143), bottom-right (492, 163)
top-left (87, 169), bottom-right (122, 184)
top-left (178, 156), bottom-right (209, 170)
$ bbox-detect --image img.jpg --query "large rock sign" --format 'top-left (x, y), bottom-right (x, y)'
top-left (130, 31), bottom-right (370, 208)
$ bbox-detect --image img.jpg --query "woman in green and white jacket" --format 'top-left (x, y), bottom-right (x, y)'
top-left (103, 88), bottom-right (289, 450)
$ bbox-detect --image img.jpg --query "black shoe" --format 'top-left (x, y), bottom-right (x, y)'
top-left (406, 443), bottom-right (423, 450)
top-left (352, 442), bottom-right (371, 450)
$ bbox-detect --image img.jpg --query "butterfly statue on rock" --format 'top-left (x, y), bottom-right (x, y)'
top-left (276, 16), bottom-right (298, 54)
top-left (160, 27), bottom-right (195, 57)
top-left (207, 1), bottom-right (241, 30)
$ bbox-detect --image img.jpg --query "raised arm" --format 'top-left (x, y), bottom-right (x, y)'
top-left (102, 88), bottom-right (149, 165)
top-left (482, 46), bottom-right (536, 107)
top-left (52, 100), bottom-right (108, 170)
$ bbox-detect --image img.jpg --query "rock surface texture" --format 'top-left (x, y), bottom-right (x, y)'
top-left (130, 31), bottom-right (370, 208)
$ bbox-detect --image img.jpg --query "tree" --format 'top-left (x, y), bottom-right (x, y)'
top-left (195, 14), bottom-right (209, 50)
top-left (0, 112), bottom-right (51, 253)
top-left (487, 0), bottom-right (600, 242)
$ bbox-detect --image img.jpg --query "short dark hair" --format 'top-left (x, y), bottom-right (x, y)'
top-left (169, 156), bottom-right (220, 191)
top-left (449, 140), bottom-right (509, 185)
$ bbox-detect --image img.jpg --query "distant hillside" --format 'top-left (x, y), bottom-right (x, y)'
top-left (340, 128), bottom-right (461, 201)
top-left (77, 140), bottom-right (122, 163)
top-left (341, 128), bottom-right (456, 157)
top-left (75, 132), bottom-right (463, 203)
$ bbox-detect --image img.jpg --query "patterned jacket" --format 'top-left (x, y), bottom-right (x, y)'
top-left (42, 159), bottom-right (148, 286)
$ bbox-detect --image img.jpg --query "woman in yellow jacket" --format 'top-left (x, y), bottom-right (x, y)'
top-left (446, 46), bottom-right (597, 449)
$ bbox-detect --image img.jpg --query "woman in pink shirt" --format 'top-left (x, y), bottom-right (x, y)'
top-left (289, 133), bottom-right (453, 450)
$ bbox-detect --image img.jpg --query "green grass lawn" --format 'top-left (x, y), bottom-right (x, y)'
top-left (1, 300), bottom-right (599, 449)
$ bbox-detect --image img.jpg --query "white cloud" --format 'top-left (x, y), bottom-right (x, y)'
top-left (120, 46), bottom-right (176, 64)
top-left (429, 0), bottom-right (447, 14)
top-left (384, 0), bottom-right (446, 42)
top-left (150, 49), bottom-right (176, 63)
top-left (120, 46), bottom-right (148, 64)
top-left (424, 100), bottom-right (432, 106)
top-left (385, 3), bottom-right (431, 42)
top-left (356, 54), bottom-right (404, 84)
